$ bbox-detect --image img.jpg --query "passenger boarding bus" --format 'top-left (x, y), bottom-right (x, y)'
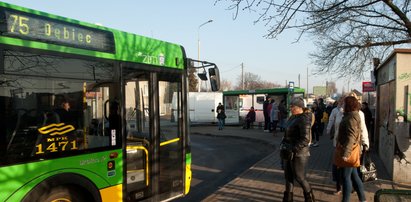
top-left (223, 88), bottom-right (305, 125)
top-left (0, 2), bottom-right (220, 201)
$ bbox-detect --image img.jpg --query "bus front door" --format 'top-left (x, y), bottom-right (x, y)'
top-left (125, 79), bottom-right (151, 201)
top-left (158, 80), bottom-right (184, 200)
top-left (124, 74), bottom-right (185, 200)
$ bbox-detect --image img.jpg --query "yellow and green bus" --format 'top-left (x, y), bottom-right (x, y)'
top-left (0, 2), bottom-right (219, 201)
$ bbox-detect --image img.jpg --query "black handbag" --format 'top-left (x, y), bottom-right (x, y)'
top-left (359, 150), bottom-right (377, 182)
top-left (280, 141), bottom-right (294, 160)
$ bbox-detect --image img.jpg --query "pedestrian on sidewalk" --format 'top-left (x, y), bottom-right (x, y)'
top-left (318, 98), bottom-right (327, 135)
top-left (216, 103), bottom-right (226, 130)
top-left (280, 97), bottom-right (315, 202)
top-left (278, 99), bottom-right (288, 132)
top-left (303, 107), bottom-right (315, 146)
top-left (347, 92), bottom-right (370, 183)
top-left (270, 99), bottom-right (279, 135)
top-left (361, 102), bottom-right (373, 146)
top-left (263, 97), bottom-right (271, 132)
top-left (311, 102), bottom-right (323, 147)
top-left (335, 96), bottom-right (366, 202)
top-left (244, 106), bottom-right (256, 129)
top-left (347, 92), bottom-right (370, 153)
top-left (326, 98), bottom-right (344, 195)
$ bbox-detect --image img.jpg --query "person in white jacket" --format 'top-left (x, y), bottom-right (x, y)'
top-left (326, 94), bottom-right (369, 195)
top-left (326, 98), bottom-right (345, 195)
top-left (270, 100), bottom-right (280, 136)
top-left (327, 95), bottom-right (369, 149)
top-left (348, 92), bottom-right (369, 151)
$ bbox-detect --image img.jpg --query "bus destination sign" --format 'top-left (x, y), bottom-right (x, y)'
top-left (2, 9), bottom-right (115, 53)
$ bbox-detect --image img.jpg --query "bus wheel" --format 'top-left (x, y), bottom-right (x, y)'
top-left (40, 186), bottom-right (90, 202)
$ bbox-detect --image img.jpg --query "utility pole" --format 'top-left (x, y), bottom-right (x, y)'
top-left (241, 63), bottom-right (244, 90)
top-left (306, 67), bottom-right (309, 98)
top-left (197, 19), bottom-right (213, 92)
top-left (298, 74), bottom-right (301, 87)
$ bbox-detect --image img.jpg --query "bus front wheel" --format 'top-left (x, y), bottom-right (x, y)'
top-left (38, 186), bottom-right (91, 202)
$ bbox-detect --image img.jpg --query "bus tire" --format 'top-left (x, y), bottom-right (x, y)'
top-left (38, 185), bottom-right (91, 202)
top-left (22, 173), bottom-right (101, 202)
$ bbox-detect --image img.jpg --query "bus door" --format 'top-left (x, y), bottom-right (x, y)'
top-left (158, 79), bottom-right (184, 200)
top-left (124, 75), bottom-right (151, 200)
top-left (124, 72), bottom-right (184, 200)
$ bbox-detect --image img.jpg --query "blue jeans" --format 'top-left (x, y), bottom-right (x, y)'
top-left (217, 118), bottom-right (224, 130)
top-left (341, 167), bottom-right (366, 202)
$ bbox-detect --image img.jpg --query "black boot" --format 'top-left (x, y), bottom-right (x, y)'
top-left (303, 190), bottom-right (315, 202)
top-left (282, 191), bottom-right (293, 202)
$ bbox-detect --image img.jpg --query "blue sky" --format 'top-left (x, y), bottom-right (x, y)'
top-left (1, 0), bottom-right (365, 93)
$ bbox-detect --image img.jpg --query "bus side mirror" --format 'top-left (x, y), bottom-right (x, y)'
top-left (197, 71), bottom-right (208, 81)
top-left (208, 67), bottom-right (220, 91)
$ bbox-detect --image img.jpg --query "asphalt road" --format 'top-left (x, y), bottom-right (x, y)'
top-left (173, 134), bottom-right (275, 202)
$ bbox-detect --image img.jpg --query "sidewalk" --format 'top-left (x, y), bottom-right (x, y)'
top-left (190, 125), bottom-right (411, 202)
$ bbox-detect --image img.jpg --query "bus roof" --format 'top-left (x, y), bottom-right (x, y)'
top-left (0, 2), bottom-right (185, 69)
top-left (223, 87), bottom-right (305, 95)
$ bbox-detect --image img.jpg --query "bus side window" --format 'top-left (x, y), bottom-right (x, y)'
top-left (256, 96), bottom-right (265, 104)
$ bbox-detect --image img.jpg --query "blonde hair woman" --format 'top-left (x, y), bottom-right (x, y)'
top-left (280, 97), bottom-right (315, 202)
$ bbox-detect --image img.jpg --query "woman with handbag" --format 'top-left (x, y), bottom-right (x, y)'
top-left (334, 96), bottom-right (366, 202)
top-left (280, 97), bottom-right (315, 202)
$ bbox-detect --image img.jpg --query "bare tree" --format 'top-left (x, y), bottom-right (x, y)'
top-left (188, 67), bottom-right (198, 92)
top-left (261, 80), bottom-right (283, 89)
top-left (234, 72), bottom-right (281, 90)
top-left (220, 79), bottom-right (233, 91)
top-left (235, 72), bottom-right (260, 90)
top-left (216, 0), bottom-right (411, 79)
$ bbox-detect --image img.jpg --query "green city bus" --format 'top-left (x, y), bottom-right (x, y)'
top-left (0, 2), bottom-right (219, 201)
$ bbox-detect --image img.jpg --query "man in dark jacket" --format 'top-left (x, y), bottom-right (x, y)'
top-left (311, 102), bottom-right (323, 147)
top-left (216, 103), bottom-right (226, 130)
top-left (263, 97), bottom-right (271, 132)
top-left (361, 102), bottom-right (373, 144)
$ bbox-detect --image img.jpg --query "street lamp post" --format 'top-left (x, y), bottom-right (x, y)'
top-left (197, 19), bottom-right (213, 92)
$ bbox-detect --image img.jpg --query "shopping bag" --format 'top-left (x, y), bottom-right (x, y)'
top-left (359, 151), bottom-right (377, 182)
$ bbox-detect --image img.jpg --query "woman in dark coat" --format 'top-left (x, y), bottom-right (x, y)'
top-left (336, 96), bottom-right (366, 202)
top-left (245, 106), bottom-right (256, 129)
top-left (281, 97), bottom-right (315, 202)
